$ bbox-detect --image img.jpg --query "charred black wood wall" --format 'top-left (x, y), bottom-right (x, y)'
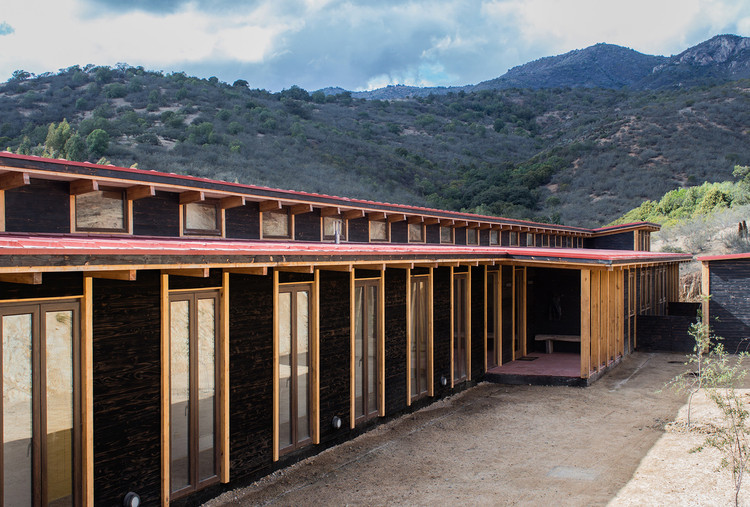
top-left (586, 232), bottom-right (634, 251)
top-left (227, 273), bottom-right (274, 482)
top-left (348, 217), bottom-right (369, 243)
top-left (92, 271), bottom-right (162, 505)
top-left (455, 227), bottom-right (466, 245)
top-left (709, 260), bottom-right (750, 353)
top-left (295, 209), bottom-right (321, 242)
top-left (470, 266), bottom-right (484, 379)
top-left (133, 191), bottom-right (179, 237)
top-left (432, 268), bottom-right (451, 395)
top-left (426, 224), bottom-right (440, 244)
top-left (5, 179), bottom-right (70, 233)
top-left (501, 266), bottom-right (513, 364)
top-left (225, 202), bottom-right (260, 239)
top-left (318, 270), bottom-right (351, 440)
top-left (0, 272), bottom-right (82, 298)
top-left (384, 269), bottom-right (407, 415)
top-left (636, 315), bottom-right (695, 353)
top-left (480, 230), bottom-right (490, 246)
top-left (391, 221), bottom-right (407, 244)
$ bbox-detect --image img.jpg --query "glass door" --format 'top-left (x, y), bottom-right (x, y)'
top-left (410, 277), bottom-right (429, 401)
top-left (453, 273), bottom-right (468, 382)
top-left (354, 280), bottom-right (379, 423)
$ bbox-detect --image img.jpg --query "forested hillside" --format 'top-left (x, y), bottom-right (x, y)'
top-left (2, 52), bottom-right (750, 226)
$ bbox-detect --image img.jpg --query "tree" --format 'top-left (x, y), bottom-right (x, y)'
top-left (64, 134), bottom-right (87, 161)
top-left (86, 129), bottom-right (109, 157)
top-left (45, 119), bottom-right (72, 156)
top-left (232, 79), bottom-right (249, 88)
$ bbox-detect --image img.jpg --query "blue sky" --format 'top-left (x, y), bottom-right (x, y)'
top-left (2, 0), bottom-right (750, 91)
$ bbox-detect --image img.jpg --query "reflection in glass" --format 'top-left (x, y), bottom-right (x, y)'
top-left (3, 313), bottom-right (33, 507)
top-left (278, 292), bottom-right (292, 449)
top-left (263, 210), bottom-right (290, 238)
top-left (366, 285), bottom-right (377, 415)
top-left (197, 298), bottom-right (216, 481)
top-left (370, 221), bottom-right (387, 241)
top-left (440, 226), bottom-right (453, 244)
top-left (296, 291), bottom-right (309, 442)
top-left (185, 202), bottom-right (218, 232)
top-left (75, 190), bottom-right (125, 231)
top-left (354, 286), bottom-right (364, 418)
top-left (410, 278), bottom-right (428, 399)
top-left (170, 300), bottom-right (190, 492)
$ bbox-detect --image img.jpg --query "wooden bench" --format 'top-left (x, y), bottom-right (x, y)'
top-left (534, 334), bottom-right (581, 354)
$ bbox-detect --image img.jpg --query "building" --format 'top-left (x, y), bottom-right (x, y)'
top-left (0, 152), bottom-right (690, 506)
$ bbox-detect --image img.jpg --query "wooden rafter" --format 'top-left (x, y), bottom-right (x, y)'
top-left (320, 207), bottom-right (341, 217)
top-left (220, 195), bottom-right (246, 210)
top-left (0, 272), bottom-right (41, 284)
top-left (290, 203), bottom-right (313, 215)
top-left (87, 270), bottom-right (137, 281)
top-left (276, 265), bottom-right (314, 273)
top-left (343, 209), bottom-right (365, 220)
top-left (259, 200), bottom-right (282, 213)
top-left (179, 190), bottom-right (205, 205)
top-left (423, 217), bottom-right (440, 226)
top-left (224, 267), bottom-right (268, 276)
top-left (407, 216), bottom-right (423, 225)
top-left (387, 213), bottom-right (406, 223)
top-left (162, 268), bottom-right (210, 277)
top-left (126, 185), bottom-right (155, 201)
top-left (70, 179), bottom-right (99, 196)
top-left (368, 212), bottom-right (387, 221)
top-left (0, 171), bottom-right (29, 191)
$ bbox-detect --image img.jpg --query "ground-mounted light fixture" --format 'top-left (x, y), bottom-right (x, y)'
top-left (440, 375), bottom-right (448, 387)
top-left (123, 492), bottom-right (141, 507)
top-left (331, 415), bottom-right (343, 430)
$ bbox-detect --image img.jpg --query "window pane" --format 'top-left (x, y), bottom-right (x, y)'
top-left (3, 313), bottom-right (33, 507)
top-left (354, 286), bottom-right (364, 418)
top-left (370, 221), bottom-right (387, 241)
top-left (75, 190), bottom-right (125, 231)
top-left (489, 230), bottom-right (499, 245)
top-left (170, 300), bottom-right (190, 492)
top-left (323, 217), bottom-right (346, 240)
top-left (409, 284), bottom-right (418, 398)
top-left (408, 223), bottom-right (423, 242)
top-left (45, 310), bottom-right (74, 506)
top-left (467, 229), bottom-right (477, 245)
top-left (296, 291), bottom-right (309, 442)
top-left (197, 298), bottom-right (216, 481)
top-left (440, 226), bottom-right (453, 244)
top-left (278, 292), bottom-right (292, 449)
top-left (185, 202), bottom-right (218, 232)
top-left (366, 285), bottom-right (378, 415)
top-left (263, 210), bottom-right (289, 238)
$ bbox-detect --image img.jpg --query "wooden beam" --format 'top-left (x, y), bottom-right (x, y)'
top-left (290, 203), bottom-right (313, 215)
top-left (387, 213), bottom-right (407, 223)
top-left (423, 217), bottom-right (440, 226)
top-left (70, 179), bottom-right (99, 196)
top-left (179, 190), bottom-right (205, 205)
top-left (225, 267), bottom-right (268, 276)
top-left (272, 270), bottom-right (279, 461)
top-left (320, 264), bottom-right (353, 272)
top-left (259, 199), bottom-right (282, 213)
top-left (0, 171), bottom-right (29, 191)
top-left (414, 262), bottom-right (438, 269)
top-left (479, 223), bottom-right (492, 230)
top-left (0, 272), bottom-right (41, 284)
top-left (357, 263), bottom-right (386, 272)
top-left (87, 270), bottom-right (137, 281)
top-left (368, 211), bottom-right (387, 221)
top-left (162, 268), bottom-right (210, 278)
top-left (439, 261), bottom-right (461, 267)
top-left (349, 269), bottom-right (356, 429)
top-left (467, 221), bottom-right (480, 229)
top-left (390, 262), bottom-right (415, 270)
top-left (220, 195), bottom-right (246, 210)
top-left (312, 269), bottom-right (321, 444)
top-left (159, 273), bottom-right (170, 503)
top-left (277, 265), bottom-right (314, 273)
top-left (407, 215), bottom-right (423, 225)
top-left (343, 209), bottom-right (365, 220)
top-left (82, 275), bottom-right (94, 506)
top-left (453, 220), bottom-right (468, 228)
top-left (440, 218), bottom-right (455, 227)
top-left (320, 206), bottom-right (341, 217)
top-left (126, 185), bottom-right (155, 201)
top-left (220, 271), bottom-right (230, 483)
top-left (580, 270), bottom-right (591, 378)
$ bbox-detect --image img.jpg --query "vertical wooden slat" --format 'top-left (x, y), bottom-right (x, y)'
top-left (449, 267), bottom-right (454, 387)
top-left (405, 269), bottom-right (412, 406)
top-left (496, 269), bottom-right (502, 367)
top-left (511, 268), bottom-right (516, 360)
top-left (580, 270), bottom-right (591, 379)
top-left (70, 194), bottom-right (76, 233)
top-left (349, 269), bottom-right (356, 429)
top-left (702, 261), bottom-right (710, 323)
top-left (521, 267), bottom-right (527, 357)
top-left (378, 269), bottom-right (385, 417)
top-left (591, 270), bottom-right (600, 372)
top-left (466, 267), bottom-right (472, 381)
top-left (609, 270), bottom-right (616, 363)
top-left (160, 273), bottom-right (170, 505)
top-left (312, 268), bottom-right (320, 444)
top-left (617, 269), bottom-right (624, 358)
top-left (219, 271), bottom-right (230, 482)
top-left (0, 189), bottom-right (6, 232)
top-left (428, 267), bottom-right (434, 396)
top-left (82, 276), bottom-right (94, 506)
top-left (126, 198), bottom-right (134, 235)
top-left (483, 266), bottom-right (488, 372)
top-left (272, 270), bottom-right (279, 461)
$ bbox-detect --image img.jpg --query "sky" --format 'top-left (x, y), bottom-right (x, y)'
top-left (2, 0), bottom-right (750, 92)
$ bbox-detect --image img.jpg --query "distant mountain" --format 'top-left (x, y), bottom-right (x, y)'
top-left (342, 34), bottom-right (750, 100)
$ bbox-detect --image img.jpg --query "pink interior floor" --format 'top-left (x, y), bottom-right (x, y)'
top-left (487, 352), bottom-right (581, 378)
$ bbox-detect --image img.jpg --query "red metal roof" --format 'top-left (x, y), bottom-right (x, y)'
top-left (697, 253), bottom-right (750, 262)
top-left (0, 233), bottom-right (691, 265)
top-left (0, 152), bottom-right (657, 235)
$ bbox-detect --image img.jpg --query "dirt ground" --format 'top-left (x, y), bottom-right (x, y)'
top-left (206, 352), bottom-right (742, 506)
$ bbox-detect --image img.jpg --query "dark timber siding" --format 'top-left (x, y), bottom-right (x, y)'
top-left (133, 191), bottom-right (179, 237)
top-left (348, 217), bottom-right (369, 243)
top-left (226, 201), bottom-right (260, 240)
top-left (455, 227), bottom-right (467, 246)
top-left (92, 271), bottom-right (161, 505)
top-left (384, 269), bottom-right (407, 415)
top-left (470, 266), bottom-right (484, 379)
top-left (391, 221), bottom-right (407, 244)
top-left (709, 260), bottom-right (750, 353)
top-left (426, 224), bottom-right (440, 244)
top-left (294, 209), bottom-right (321, 242)
top-left (228, 273), bottom-right (274, 481)
top-left (0, 272), bottom-right (82, 299)
top-left (432, 267), bottom-right (451, 395)
top-left (5, 179), bottom-right (70, 233)
top-left (318, 270), bottom-right (351, 440)
top-left (587, 232), bottom-right (635, 251)
top-left (480, 229), bottom-right (489, 246)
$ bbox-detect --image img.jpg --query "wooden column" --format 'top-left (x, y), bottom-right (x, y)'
top-left (428, 267), bottom-right (435, 394)
top-left (219, 271), bottom-right (230, 482)
top-left (378, 268), bottom-right (386, 417)
top-left (483, 267), bottom-right (488, 371)
top-left (466, 266), bottom-right (471, 381)
top-left (272, 270), bottom-right (279, 461)
top-left (701, 261), bottom-right (710, 323)
top-left (617, 269), bottom-right (625, 358)
top-left (160, 273), bottom-right (170, 505)
top-left (349, 269), bottom-right (356, 429)
top-left (580, 270), bottom-right (591, 379)
top-left (82, 276), bottom-right (94, 506)
top-left (608, 270), bottom-right (616, 363)
top-left (590, 270), bottom-right (601, 372)
top-left (449, 267), bottom-right (454, 387)
top-left (496, 268), bottom-right (502, 368)
top-left (312, 268), bottom-right (320, 444)
top-left (405, 269), bottom-right (412, 406)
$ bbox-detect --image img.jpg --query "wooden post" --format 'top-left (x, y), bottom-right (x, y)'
top-left (82, 276), bottom-right (94, 506)
top-left (428, 267), bottom-right (435, 395)
top-left (702, 262), bottom-right (710, 323)
top-left (378, 268), bottom-right (386, 417)
top-left (312, 268), bottom-right (320, 444)
top-left (616, 269), bottom-right (624, 358)
top-left (496, 268), bottom-right (502, 368)
top-left (483, 266), bottom-right (488, 372)
top-left (349, 269), bottom-right (356, 429)
top-left (580, 270), bottom-right (591, 379)
top-left (466, 267), bottom-right (472, 381)
top-left (608, 270), bottom-right (617, 363)
top-left (272, 270), bottom-right (279, 461)
top-left (405, 269), bottom-right (412, 406)
top-left (591, 270), bottom-right (600, 372)
top-left (160, 273), bottom-right (170, 505)
top-left (219, 271), bottom-right (230, 482)
top-left (449, 267), bottom-right (454, 387)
